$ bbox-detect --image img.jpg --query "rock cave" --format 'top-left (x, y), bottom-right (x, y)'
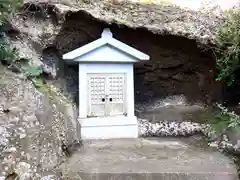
top-left (39, 11), bottom-right (222, 108)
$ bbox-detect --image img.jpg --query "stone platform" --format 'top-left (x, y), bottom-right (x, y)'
top-left (79, 116), bottom-right (138, 139)
top-left (61, 137), bottom-right (239, 180)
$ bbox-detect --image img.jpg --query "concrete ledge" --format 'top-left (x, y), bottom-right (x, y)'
top-left (79, 116), bottom-right (139, 139)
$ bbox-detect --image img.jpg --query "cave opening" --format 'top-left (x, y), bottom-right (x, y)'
top-left (51, 11), bottom-right (222, 107)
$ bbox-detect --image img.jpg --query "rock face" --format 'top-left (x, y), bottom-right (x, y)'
top-left (24, 0), bottom-right (226, 44)
top-left (0, 67), bottom-right (79, 178)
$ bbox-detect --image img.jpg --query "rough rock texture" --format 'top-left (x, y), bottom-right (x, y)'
top-left (0, 66), bottom-right (79, 179)
top-left (138, 118), bottom-right (203, 136)
top-left (25, 0), bottom-right (228, 45)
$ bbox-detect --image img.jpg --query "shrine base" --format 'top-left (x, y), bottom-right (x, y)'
top-left (78, 116), bottom-right (139, 139)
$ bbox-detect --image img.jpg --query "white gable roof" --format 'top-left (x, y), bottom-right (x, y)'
top-left (62, 28), bottom-right (150, 63)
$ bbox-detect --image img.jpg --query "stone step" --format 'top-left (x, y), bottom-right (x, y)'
top-left (63, 172), bottom-right (238, 180)
top-left (61, 137), bottom-right (239, 180)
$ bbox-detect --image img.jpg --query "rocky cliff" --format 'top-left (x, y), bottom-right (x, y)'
top-left (0, 65), bottom-right (81, 179)
top-left (0, 0), bottom-right (239, 179)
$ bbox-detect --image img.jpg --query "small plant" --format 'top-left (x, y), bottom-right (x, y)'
top-left (0, 0), bottom-right (23, 69)
top-left (204, 103), bottom-right (240, 134)
top-left (216, 103), bottom-right (240, 129)
top-left (0, 32), bottom-right (19, 64)
top-left (24, 66), bottom-right (43, 78)
top-left (215, 8), bottom-right (240, 86)
top-left (0, 0), bottom-right (23, 25)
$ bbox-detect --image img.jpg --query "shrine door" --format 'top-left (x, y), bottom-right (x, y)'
top-left (87, 73), bottom-right (126, 117)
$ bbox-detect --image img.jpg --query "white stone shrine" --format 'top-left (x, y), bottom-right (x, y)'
top-left (63, 28), bottom-right (150, 139)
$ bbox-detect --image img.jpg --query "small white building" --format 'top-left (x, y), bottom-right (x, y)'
top-left (63, 28), bottom-right (150, 139)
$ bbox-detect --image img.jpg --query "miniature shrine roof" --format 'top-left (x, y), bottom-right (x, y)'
top-left (62, 28), bottom-right (150, 63)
